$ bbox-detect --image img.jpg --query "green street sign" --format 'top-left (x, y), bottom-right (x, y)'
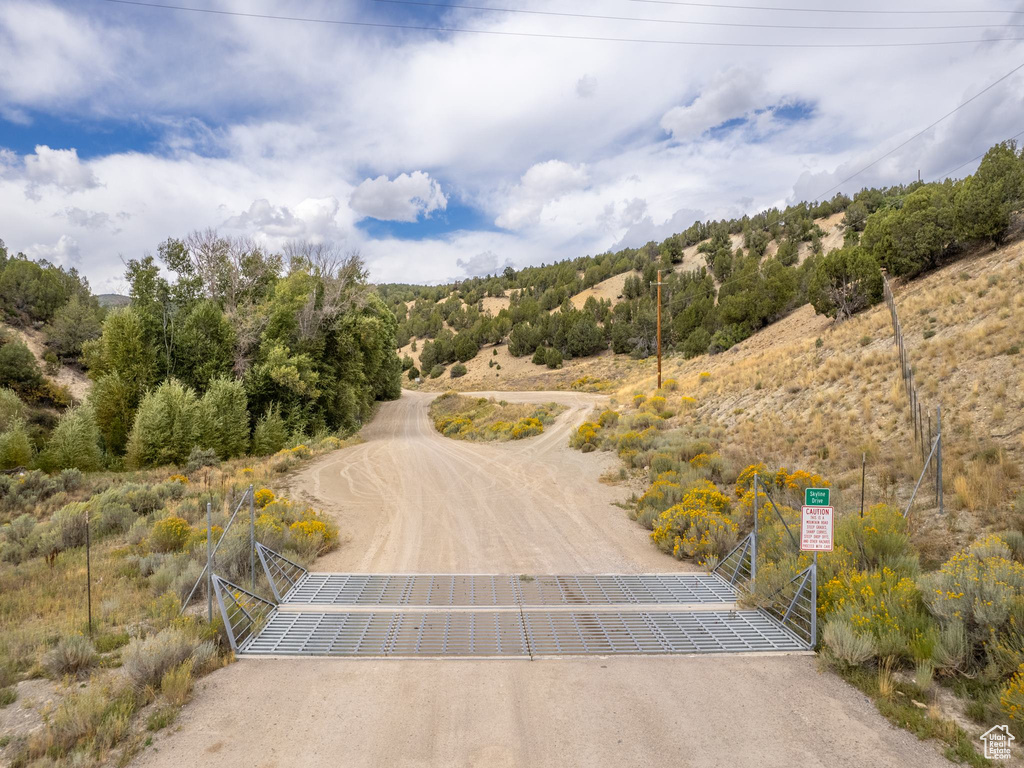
top-left (805, 488), bottom-right (830, 507)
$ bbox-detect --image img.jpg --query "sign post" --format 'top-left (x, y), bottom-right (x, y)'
top-left (800, 488), bottom-right (831, 650)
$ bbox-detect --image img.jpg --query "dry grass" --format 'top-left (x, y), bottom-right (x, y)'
top-left (591, 238), bottom-right (1024, 547)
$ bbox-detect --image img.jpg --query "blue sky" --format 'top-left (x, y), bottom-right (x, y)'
top-left (1, 1), bottom-right (1022, 290)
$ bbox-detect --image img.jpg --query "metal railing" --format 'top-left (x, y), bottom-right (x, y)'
top-left (762, 562), bottom-right (817, 650)
top-left (211, 574), bottom-right (276, 652)
top-left (180, 484), bottom-right (256, 619)
top-left (256, 542), bottom-right (309, 602)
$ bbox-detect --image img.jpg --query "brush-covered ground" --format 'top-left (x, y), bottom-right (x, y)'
top-left (545, 237), bottom-right (1024, 762)
top-left (0, 436), bottom-right (351, 767)
top-left (428, 392), bottom-right (567, 441)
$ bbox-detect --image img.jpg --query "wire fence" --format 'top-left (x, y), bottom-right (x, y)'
top-left (881, 272), bottom-right (943, 517)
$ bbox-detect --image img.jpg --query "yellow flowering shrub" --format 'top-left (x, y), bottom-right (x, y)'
top-left (633, 394), bottom-right (646, 407)
top-left (1001, 665), bottom-right (1024, 726)
top-left (661, 378), bottom-right (678, 391)
top-left (637, 480), bottom-right (684, 516)
top-left (922, 536), bottom-right (1024, 648)
top-left (598, 410), bottom-right (619, 427)
top-left (651, 504), bottom-right (738, 563)
top-left (646, 396), bottom-right (667, 412)
top-left (734, 463), bottom-right (768, 498)
top-left (571, 421), bottom-right (601, 449)
top-left (698, 371), bottom-right (711, 382)
top-left (150, 516), bottom-right (192, 553)
top-left (819, 567), bottom-right (928, 660)
top-left (167, 474), bottom-right (188, 485)
top-left (679, 396), bottom-right (697, 409)
top-left (689, 452), bottom-right (719, 469)
top-left (254, 488), bottom-right (276, 508)
top-left (437, 416), bottom-right (473, 437)
top-left (780, 469), bottom-right (829, 493)
top-left (511, 418), bottom-right (543, 439)
top-left (290, 444), bottom-right (312, 459)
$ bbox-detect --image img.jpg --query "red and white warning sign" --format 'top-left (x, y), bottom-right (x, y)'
top-left (800, 506), bottom-right (834, 552)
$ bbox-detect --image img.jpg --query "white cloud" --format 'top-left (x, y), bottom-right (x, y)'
top-left (0, 1), bottom-right (1021, 292)
top-left (660, 68), bottom-right (767, 142)
top-left (25, 234), bottom-right (80, 266)
top-left (456, 251), bottom-right (514, 278)
top-left (23, 145), bottom-right (99, 199)
top-left (495, 160), bottom-right (590, 230)
top-left (349, 172), bottom-right (446, 223)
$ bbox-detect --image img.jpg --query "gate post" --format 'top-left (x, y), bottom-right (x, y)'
top-left (751, 474), bottom-right (758, 588)
top-left (249, 485), bottom-right (255, 591)
top-left (810, 552), bottom-right (818, 649)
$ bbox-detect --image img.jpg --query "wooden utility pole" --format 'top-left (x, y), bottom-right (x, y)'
top-left (651, 272), bottom-right (667, 391)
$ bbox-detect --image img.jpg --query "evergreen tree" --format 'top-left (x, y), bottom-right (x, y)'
top-left (197, 377), bottom-right (249, 459)
top-left (39, 404), bottom-right (102, 472)
top-left (125, 379), bottom-right (202, 468)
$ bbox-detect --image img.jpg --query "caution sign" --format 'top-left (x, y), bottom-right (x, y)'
top-left (800, 506), bottom-right (834, 552)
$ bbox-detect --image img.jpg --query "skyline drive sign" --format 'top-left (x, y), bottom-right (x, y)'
top-left (805, 488), bottom-right (830, 507)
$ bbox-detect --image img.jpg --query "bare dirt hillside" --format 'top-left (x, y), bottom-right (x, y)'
top-left (1, 323), bottom-right (90, 402)
top-left (133, 390), bottom-right (950, 768)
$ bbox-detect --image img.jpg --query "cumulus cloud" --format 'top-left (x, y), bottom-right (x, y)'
top-left (23, 145), bottom-right (99, 199)
top-left (223, 197), bottom-right (345, 245)
top-left (456, 250), bottom-right (514, 278)
top-left (660, 68), bottom-right (767, 142)
top-left (610, 207), bottom-right (707, 252)
top-left (495, 160), bottom-right (590, 230)
top-left (349, 171), bottom-right (446, 223)
top-left (25, 234), bottom-right (80, 266)
top-left (57, 207), bottom-right (119, 231)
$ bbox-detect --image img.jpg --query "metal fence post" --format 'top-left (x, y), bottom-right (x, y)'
top-left (752, 474), bottom-right (758, 588)
top-left (810, 552), bottom-right (818, 649)
top-left (860, 452), bottom-right (866, 518)
top-left (206, 501), bottom-right (213, 623)
top-left (249, 484), bottom-right (256, 592)
top-left (86, 508), bottom-right (92, 636)
top-left (937, 405), bottom-right (943, 516)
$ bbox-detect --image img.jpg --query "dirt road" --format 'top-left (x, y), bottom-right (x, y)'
top-left (135, 391), bottom-right (950, 768)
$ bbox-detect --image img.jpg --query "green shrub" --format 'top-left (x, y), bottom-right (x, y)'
top-left (52, 502), bottom-right (90, 549)
top-left (252, 403), bottom-right (288, 456)
top-left (429, 364), bottom-right (445, 379)
top-left (823, 618), bottom-right (875, 668)
top-left (531, 347), bottom-right (547, 365)
top-left (922, 535), bottom-right (1024, 667)
top-left (0, 387), bottom-right (23, 431)
top-left (43, 635), bottom-right (97, 679)
top-left (450, 363), bottom-right (467, 378)
top-left (408, 366), bottom-right (420, 380)
top-left (196, 377), bottom-right (249, 459)
top-left (38, 403), bottom-right (103, 472)
top-left (121, 627), bottom-right (199, 690)
top-left (0, 339), bottom-right (43, 397)
top-left (126, 379), bottom-right (202, 468)
top-left (545, 347), bottom-right (563, 368)
top-left (0, 420), bottom-right (32, 469)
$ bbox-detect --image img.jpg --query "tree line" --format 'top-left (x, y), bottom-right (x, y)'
top-left (380, 141), bottom-right (1024, 370)
top-left (0, 233), bottom-right (402, 471)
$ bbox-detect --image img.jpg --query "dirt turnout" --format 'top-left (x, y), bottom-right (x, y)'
top-left (134, 391), bottom-right (950, 768)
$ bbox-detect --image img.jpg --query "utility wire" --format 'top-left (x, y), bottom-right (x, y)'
top-left (629, 0), bottom-right (1024, 15)
top-left (100, 0), bottom-right (1024, 47)
top-left (932, 127), bottom-right (1024, 180)
top-left (374, 0), bottom-right (1024, 30)
top-left (812, 59), bottom-right (1024, 200)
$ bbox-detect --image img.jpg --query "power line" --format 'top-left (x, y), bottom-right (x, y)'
top-left (100, 0), bottom-right (1024, 47)
top-left (629, 0), bottom-right (1024, 15)
top-left (374, 0), bottom-right (1024, 30)
top-left (932, 127), bottom-right (1024, 180)
top-left (812, 59), bottom-right (1024, 200)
